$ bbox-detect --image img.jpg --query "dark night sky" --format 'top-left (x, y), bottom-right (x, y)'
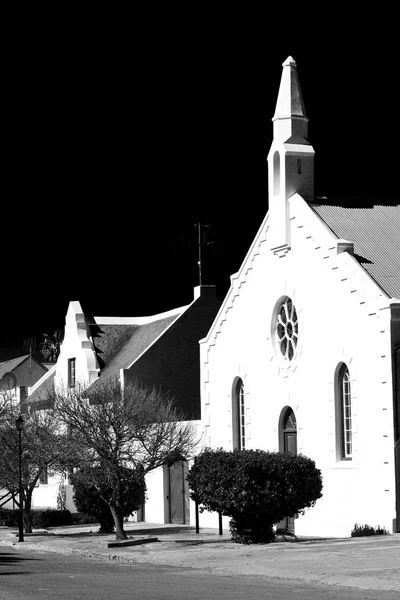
top-left (1, 11), bottom-right (397, 352)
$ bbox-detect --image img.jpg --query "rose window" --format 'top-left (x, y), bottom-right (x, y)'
top-left (276, 298), bottom-right (298, 361)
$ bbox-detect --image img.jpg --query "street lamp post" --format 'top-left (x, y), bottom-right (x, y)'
top-left (15, 414), bottom-right (24, 543)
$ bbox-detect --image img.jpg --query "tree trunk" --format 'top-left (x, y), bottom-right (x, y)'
top-left (24, 491), bottom-right (33, 534)
top-left (109, 505), bottom-right (128, 540)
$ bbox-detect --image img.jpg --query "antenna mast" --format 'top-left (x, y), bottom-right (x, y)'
top-left (195, 223), bottom-right (213, 286)
top-left (197, 223), bottom-right (202, 286)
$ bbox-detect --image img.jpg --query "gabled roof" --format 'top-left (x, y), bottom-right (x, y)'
top-left (0, 355), bottom-right (30, 378)
top-left (27, 302), bottom-right (191, 401)
top-left (310, 201), bottom-right (400, 299)
top-left (23, 368), bottom-right (56, 407)
top-left (89, 312), bottom-right (183, 386)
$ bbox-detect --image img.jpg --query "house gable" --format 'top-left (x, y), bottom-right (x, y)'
top-left (54, 301), bottom-right (100, 390)
top-left (0, 354), bottom-right (47, 405)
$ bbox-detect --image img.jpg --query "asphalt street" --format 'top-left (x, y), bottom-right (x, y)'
top-left (0, 523), bottom-right (399, 598)
top-left (1, 547), bottom-right (399, 600)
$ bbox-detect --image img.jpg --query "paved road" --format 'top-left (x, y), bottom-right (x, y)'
top-left (1, 547), bottom-right (399, 600)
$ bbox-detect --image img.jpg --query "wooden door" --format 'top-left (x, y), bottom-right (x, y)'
top-left (169, 460), bottom-right (190, 524)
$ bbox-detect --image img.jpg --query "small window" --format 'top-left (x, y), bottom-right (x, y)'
top-left (39, 467), bottom-right (48, 485)
top-left (232, 378), bottom-right (246, 450)
top-left (68, 358), bottom-right (76, 388)
top-left (335, 363), bottom-right (353, 460)
top-left (297, 158), bottom-right (302, 174)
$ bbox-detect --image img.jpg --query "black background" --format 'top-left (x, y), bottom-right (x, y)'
top-left (1, 9), bottom-right (397, 352)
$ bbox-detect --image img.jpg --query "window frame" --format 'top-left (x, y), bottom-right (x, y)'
top-left (232, 378), bottom-right (246, 450)
top-left (39, 466), bottom-right (48, 485)
top-left (274, 296), bottom-right (299, 363)
top-left (335, 363), bottom-right (353, 461)
top-left (68, 358), bottom-right (76, 388)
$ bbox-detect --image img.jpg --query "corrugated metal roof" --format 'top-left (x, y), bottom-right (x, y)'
top-left (310, 203), bottom-right (400, 299)
top-left (0, 355), bottom-right (29, 379)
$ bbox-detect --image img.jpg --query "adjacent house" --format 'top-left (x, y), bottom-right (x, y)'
top-left (0, 354), bottom-right (48, 509)
top-left (0, 354), bottom-right (48, 405)
top-left (197, 57), bottom-right (400, 537)
top-left (26, 285), bottom-right (221, 522)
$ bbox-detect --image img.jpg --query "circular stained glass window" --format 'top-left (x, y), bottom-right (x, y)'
top-left (275, 298), bottom-right (298, 361)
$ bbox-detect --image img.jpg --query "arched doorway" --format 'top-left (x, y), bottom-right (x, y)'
top-left (278, 406), bottom-right (297, 532)
top-left (281, 406), bottom-right (297, 455)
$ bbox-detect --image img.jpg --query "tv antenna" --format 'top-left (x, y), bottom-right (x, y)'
top-left (194, 223), bottom-right (212, 286)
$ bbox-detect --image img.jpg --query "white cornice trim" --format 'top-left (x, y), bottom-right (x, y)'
top-left (94, 304), bottom-right (190, 326)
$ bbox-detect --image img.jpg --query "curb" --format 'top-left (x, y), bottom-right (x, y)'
top-left (107, 537), bottom-right (158, 548)
top-left (0, 539), bottom-right (144, 564)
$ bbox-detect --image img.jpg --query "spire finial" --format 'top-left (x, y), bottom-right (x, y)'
top-left (272, 56), bottom-right (307, 131)
top-left (282, 56), bottom-right (296, 68)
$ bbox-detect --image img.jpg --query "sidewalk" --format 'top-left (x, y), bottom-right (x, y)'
top-left (1, 522), bottom-right (399, 593)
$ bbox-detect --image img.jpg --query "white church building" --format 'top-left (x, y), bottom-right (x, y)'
top-left (22, 57), bottom-right (399, 539)
top-left (197, 57), bottom-right (400, 537)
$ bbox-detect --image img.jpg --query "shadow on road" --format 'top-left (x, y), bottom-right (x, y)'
top-left (0, 550), bottom-right (42, 575)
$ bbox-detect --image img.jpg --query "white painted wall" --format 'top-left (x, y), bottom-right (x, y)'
top-left (199, 193), bottom-right (397, 537)
top-left (55, 301), bottom-right (99, 390)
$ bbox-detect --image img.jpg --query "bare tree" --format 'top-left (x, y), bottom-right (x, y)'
top-left (53, 377), bottom-right (200, 540)
top-left (0, 390), bottom-right (11, 421)
top-left (40, 329), bottom-right (63, 363)
top-left (0, 400), bottom-right (74, 532)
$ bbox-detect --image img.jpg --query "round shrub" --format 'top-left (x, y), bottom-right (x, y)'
top-left (187, 448), bottom-right (323, 544)
top-left (71, 466), bottom-right (146, 533)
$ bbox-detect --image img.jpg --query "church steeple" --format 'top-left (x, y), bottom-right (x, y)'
top-left (272, 56), bottom-right (309, 142)
top-left (268, 57), bottom-right (315, 251)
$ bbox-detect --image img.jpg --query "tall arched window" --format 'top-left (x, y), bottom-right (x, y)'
top-left (336, 363), bottom-right (353, 459)
top-left (232, 378), bottom-right (245, 450)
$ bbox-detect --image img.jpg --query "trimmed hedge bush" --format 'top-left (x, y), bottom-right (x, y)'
top-left (187, 448), bottom-right (323, 544)
top-left (70, 466), bottom-right (146, 533)
top-left (0, 508), bottom-right (72, 528)
top-left (71, 513), bottom-right (99, 526)
top-left (32, 509), bottom-right (73, 528)
top-left (71, 473), bottom-right (115, 533)
top-left (351, 523), bottom-right (389, 537)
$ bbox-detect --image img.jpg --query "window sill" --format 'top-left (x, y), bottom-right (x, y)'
top-left (332, 459), bottom-right (358, 469)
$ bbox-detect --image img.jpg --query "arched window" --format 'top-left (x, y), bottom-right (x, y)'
top-left (336, 363), bottom-right (353, 459)
top-left (232, 378), bottom-right (245, 450)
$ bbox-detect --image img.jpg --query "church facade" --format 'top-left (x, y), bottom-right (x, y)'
top-left (198, 57), bottom-right (400, 537)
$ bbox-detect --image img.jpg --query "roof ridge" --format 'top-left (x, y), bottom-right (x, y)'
top-left (93, 304), bottom-right (190, 326)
